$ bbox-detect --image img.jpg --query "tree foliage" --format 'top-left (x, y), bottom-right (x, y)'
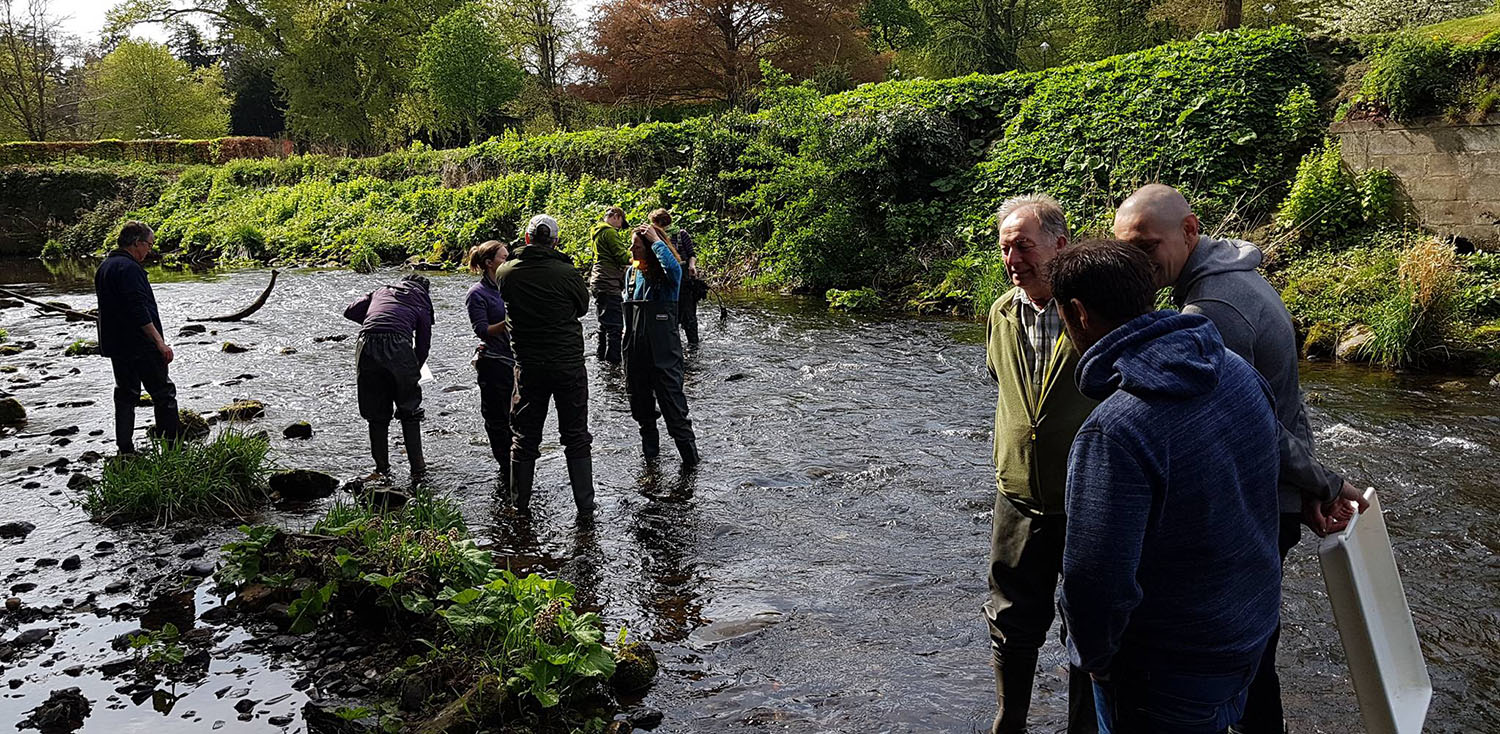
top-left (414, 4), bottom-right (524, 140)
top-left (0, 0), bottom-right (70, 140)
top-left (86, 39), bottom-right (229, 139)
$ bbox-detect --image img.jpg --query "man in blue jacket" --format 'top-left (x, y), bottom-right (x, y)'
top-left (94, 221), bottom-right (183, 454)
top-left (1049, 240), bottom-right (1282, 733)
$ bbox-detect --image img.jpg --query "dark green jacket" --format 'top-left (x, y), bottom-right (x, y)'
top-left (589, 221), bottom-right (630, 294)
top-left (495, 244), bottom-right (589, 367)
top-left (985, 288), bottom-right (1097, 516)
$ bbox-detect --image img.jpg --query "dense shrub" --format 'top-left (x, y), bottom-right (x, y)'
top-left (1274, 138), bottom-right (1404, 250)
top-left (1352, 31), bottom-right (1500, 121)
top-left (0, 137), bottom-right (290, 166)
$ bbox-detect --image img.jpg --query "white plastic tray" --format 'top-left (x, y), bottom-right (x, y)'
top-left (1317, 487), bottom-right (1431, 734)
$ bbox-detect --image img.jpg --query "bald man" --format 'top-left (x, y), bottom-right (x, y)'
top-left (1112, 183), bottom-right (1367, 734)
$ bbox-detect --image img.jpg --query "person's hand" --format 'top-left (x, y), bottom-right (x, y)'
top-left (159, 343), bottom-right (175, 365)
top-left (1302, 481), bottom-right (1369, 537)
top-left (688, 264), bottom-right (700, 278)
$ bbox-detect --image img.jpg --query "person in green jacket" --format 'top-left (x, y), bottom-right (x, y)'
top-left (982, 194), bottom-right (1098, 734)
top-left (590, 207), bottom-right (631, 364)
top-left (494, 214), bottom-right (595, 515)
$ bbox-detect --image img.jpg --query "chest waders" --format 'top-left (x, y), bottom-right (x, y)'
top-left (623, 295), bottom-right (699, 466)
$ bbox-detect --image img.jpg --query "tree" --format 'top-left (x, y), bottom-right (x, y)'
top-left (220, 38), bottom-right (283, 136)
top-left (86, 39), bottom-right (229, 138)
top-left (414, 4), bottom-right (524, 140)
top-left (495, 0), bottom-right (580, 129)
top-left (903, 0), bottom-right (1060, 75)
top-left (0, 0), bottom-right (69, 140)
top-left (1305, 0), bottom-right (1488, 37)
top-left (862, 0), bottom-right (929, 52)
top-left (580, 0), bottom-right (886, 108)
top-left (168, 21), bottom-right (218, 68)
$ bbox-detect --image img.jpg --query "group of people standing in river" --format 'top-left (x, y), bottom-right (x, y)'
top-left (983, 184), bottom-right (1368, 734)
top-left (93, 208), bottom-right (705, 519)
top-left (91, 180), bottom-right (1367, 734)
top-left (340, 208), bottom-right (704, 515)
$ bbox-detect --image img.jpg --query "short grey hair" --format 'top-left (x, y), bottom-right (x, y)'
top-left (118, 221), bottom-right (154, 248)
top-left (996, 194), bottom-right (1070, 242)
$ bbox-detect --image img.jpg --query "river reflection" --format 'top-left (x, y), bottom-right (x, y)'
top-left (0, 261), bottom-right (1495, 733)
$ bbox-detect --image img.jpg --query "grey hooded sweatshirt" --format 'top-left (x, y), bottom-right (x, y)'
top-left (1173, 235), bottom-right (1344, 513)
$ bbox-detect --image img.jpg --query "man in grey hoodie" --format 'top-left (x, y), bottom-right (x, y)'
top-left (1112, 184), bottom-right (1368, 733)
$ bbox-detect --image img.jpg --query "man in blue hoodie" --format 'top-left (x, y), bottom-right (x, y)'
top-left (1113, 184), bottom-right (1367, 732)
top-left (1050, 240), bottom-right (1282, 733)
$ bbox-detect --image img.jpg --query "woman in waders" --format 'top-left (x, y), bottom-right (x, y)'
top-left (464, 240), bottom-right (515, 493)
top-left (624, 225), bottom-right (700, 467)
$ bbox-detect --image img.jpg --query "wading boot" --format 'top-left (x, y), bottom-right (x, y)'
top-left (640, 426), bottom-right (660, 460)
top-left (596, 331), bottom-right (608, 361)
top-left (510, 460), bottom-right (535, 512)
top-left (368, 421), bottom-right (391, 479)
top-left (604, 334), bottom-right (621, 365)
top-left (114, 399), bottom-right (137, 455)
top-left (567, 454), bottom-right (595, 514)
top-left (675, 439), bottom-right (700, 468)
top-left (991, 650), bottom-right (1039, 734)
top-left (401, 419), bottom-right (426, 482)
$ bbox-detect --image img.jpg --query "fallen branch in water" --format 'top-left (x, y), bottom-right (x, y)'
top-left (0, 287), bottom-right (98, 321)
top-left (190, 270), bottom-right (279, 322)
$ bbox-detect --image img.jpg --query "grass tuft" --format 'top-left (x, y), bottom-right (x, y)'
top-left (1362, 239), bottom-right (1459, 368)
top-left (83, 429), bottom-right (273, 524)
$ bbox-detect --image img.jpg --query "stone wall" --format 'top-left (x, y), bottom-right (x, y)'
top-left (1332, 117), bottom-right (1500, 249)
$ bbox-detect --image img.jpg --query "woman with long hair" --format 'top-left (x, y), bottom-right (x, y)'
top-left (465, 239), bottom-right (515, 489)
top-left (624, 225), bottom-right (698, 466)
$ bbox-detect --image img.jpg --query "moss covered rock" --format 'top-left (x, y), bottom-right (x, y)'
top-left (0, 397), bottom-right (26, 425)
top-left (610, 641), bottom-right (658, 694)
top-left (219, 400), bottom-right (266, 421)
top-left (1304, 322), bottom-right (1341, 359)
top-left (65, 339), bottom-right (100, 357)
top-left (179, 409), bottom-right (210, 439)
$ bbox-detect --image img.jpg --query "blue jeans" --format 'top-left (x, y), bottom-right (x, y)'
top-left (1092, 661), bottom-right (1258, 734)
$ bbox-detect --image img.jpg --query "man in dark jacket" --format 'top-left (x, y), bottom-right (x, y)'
top-left (982, 195), bottom-right (1097, 734)
top-left (494, 214), bottom-right (595, 514)
top-left (1051, 240), bottom-right (1282, 734)
top-left (1113, 184), bottom-right (1368, 732)
top-left (344, 273), bottom-right (434, 482)
top-left (590, 207), bottom-right (630, 363)
top-left (95, 221), bottom-right (183, 454)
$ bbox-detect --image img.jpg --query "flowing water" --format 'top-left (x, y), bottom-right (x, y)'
top-left (1, 260), bottom-right (1496, 733)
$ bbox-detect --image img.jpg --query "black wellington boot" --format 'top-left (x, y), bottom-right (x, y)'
top-left (368, 422), bottom-right (391, 478)
top-left (510, 460), bottom-right (535, 512)
top-left (567, 454), bottom-right (595, 514)
top-left (641, 425), bottom-right (660, 460)
top-left (401, 419), bottom-right (426, 481)
top-left (675, 439), bottom-right (700, 468)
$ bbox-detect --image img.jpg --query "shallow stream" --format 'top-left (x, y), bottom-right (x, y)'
top-left (1, 261), bottom-right (1496, 732)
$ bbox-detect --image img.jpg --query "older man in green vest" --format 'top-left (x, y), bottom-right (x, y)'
top-left (983, 194), bottom-right (1098, 734)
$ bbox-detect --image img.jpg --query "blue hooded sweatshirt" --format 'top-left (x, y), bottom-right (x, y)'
top-left (1060, 310), bottom-right (1281, 674)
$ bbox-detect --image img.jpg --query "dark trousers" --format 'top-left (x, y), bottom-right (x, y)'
top-left (355, 333), bottom-right (424, 423)
top-left (985, 496), bottom-right (1097, 734)
top-left (624, 300), bottom-right (695, 442)
top-left (1093, 659), bottom-right (1260, 734)
top-left (678, 280), bottom-right (701, 346)
top-left (510, 362), bottom-right (592, 461)
top-left (1236, 513), bottom-right (1304, 733)
top-left (595, 291), bottom-right (623, 361)
top-left (110, 350), bottom-right (181, 452)
top-left (476, 358), bottom-right (515, 467)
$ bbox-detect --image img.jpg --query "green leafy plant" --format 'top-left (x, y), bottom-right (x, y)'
top-left (129, 623), bottom-right (185, 666)
top-left (826, 287), bottom-right (882, 311)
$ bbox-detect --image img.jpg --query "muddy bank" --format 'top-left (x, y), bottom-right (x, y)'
top-left (2, 261), bottom-right (1498, 732)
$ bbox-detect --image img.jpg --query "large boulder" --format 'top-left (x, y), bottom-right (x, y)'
top-left (1336, 324), bottom-right (1375, 363)
top-left (218, 400), bottom-right (265, 421)
top-left (282, 421), bottom-right (313, 439)
top-left (0, 397), bottom-right (25, 425)
top-left (18, 687), bottom-right (90, 733)
top-left (610, 641), bottom-right (659, 694)
top-left (1303, 322), bottom-right (1341, 360)
top-left (270, 469), bottom-right (339, 502)
top-left (0, 521), bottom-right (36, 539)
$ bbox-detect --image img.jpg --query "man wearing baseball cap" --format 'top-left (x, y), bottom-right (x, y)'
top-left (493, 214), bottom-right (596, 514)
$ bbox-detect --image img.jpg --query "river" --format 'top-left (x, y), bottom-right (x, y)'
top-left (1, 261), bottom-right (1496, 733)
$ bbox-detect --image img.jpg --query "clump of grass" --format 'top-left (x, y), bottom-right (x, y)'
top-left (1363, 238), bottom-right (1459, 368)
top-left (84, 429), bottom-right (273, 524)
top-left (65, 339), bottom-right (99, 356)
top-left (0, 327), bottom-right (8, 343)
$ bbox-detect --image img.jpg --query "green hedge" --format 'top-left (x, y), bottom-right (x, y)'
top-left (0, 137), bottom-right (290, 166)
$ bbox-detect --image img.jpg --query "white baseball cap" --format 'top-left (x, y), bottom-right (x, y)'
top-left (525, 214), bottom-right (559, 241)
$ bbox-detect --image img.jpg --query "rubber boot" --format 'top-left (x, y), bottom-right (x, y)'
top-left (401, 419), bottom-right (425, 481)
top-left (596, 330), bottom-right (607, 361)
top-left (486, 430), bottom-right (510, 493)
top-left (114, 398), bottom-right (137, 455)
top-left (369, 422), bottom-right (391, 477)
top-left (991, 650), bottom-right (1038, 734)
top-left (675, 438), bottom-right (700, 468)
top-left (567, 454), bottom-right (595, 514)
top-left (640, 425), bottom-right (660, 460)
top-left (510, 460), bottom-right (535, 511)
top-left (604, 332), bottom-right (621, 364)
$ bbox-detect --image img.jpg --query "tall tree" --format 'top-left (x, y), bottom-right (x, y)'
top-left (0, 0), bottom-right (68, 140)
top-left (905, 0), bottom-right (1059, 75)
top-left (496, 0), bottom-right (579, 129)
top-left (86, 39), bottom-right (229, 138)
top-left (580, 0), bottom-right (885, 108)
top-left (168, 21), bottom-right (218, 68)
top-left (413, 4), bottom-right (524, 140)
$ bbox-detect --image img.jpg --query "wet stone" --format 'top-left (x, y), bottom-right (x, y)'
top-left (67, 473), bottom-right (95, 491)
top-left (185, 561), bottom-right (215, 577)
top-left (61, 555), bottom-right (80, 571)
top-left (4, 597), bottom-right (19, 611)
top-left (234, 698), bottom-right (258, 714)
top-left (11, 582), bottom-right (37, 594)
top-left (221, 342), bottom-right (251, 353)
top-left (180, 546), bottom-right (205, 560)
top-left (35, 558), bottom-right (58, 567)
top-left (218, 400), bottom-right (266, 421)
top-left (269, 469), bottom-right (337, 502)
top-left (104, 580), bottom-right (129, 593)
top-left (19, 687), bottom-right (91, 733)
top-left (10, 628), bottom-right (52, 648)
top-left (282, 421), bottom-right (313, 439)
top-left (99, 657), bottom-right (135, 677)
top-left (178, 324), bottom-right (207, 336)
top-left (1, 520), bottom-right (36, 538)
top-left (268, 715), bottom-right (293, 726)
top-left (0, 397), bottom-right (26, 425)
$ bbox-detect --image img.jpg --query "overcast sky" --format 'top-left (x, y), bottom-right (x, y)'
top-left (47, 0), bottom-right (598, 46)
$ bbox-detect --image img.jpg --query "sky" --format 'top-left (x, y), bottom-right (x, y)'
top-left (46, 0), bottom-right (598, 47)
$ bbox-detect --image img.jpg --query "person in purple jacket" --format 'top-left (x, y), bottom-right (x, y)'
top-left (343, 273), bottom-right (434, 482)
top-left (465, 240), bottom-right (515, 489)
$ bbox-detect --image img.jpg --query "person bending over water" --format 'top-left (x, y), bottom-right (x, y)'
top-left (343, 273), bottom-right (434, 482)
top-left (625, 224), bottom-right (699, 467)
top-left (466, 240), bottom-right (515, 491)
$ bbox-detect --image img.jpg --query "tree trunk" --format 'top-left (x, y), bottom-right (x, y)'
top-left (1219, 0), bottom-right (1242, 30)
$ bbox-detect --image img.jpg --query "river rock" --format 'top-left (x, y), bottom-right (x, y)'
top-left (0, 397), bottom-right (26, 425)
top-left (312, 334), bottom-right (349, 343)
top-left (303, 697), bottom-right (379, 734)
top-left (10, 628), bottom-right (52, 649)
top-left (0, 345), bottom-right (23, 355)
top-left (178, 324), bottom-right (207, 336)
top-left (98, 657), bottom-right (134, 678)
top-left (282, 421), bottom-right (313, 439)
top-left (1336, 325), bottom-right (1375, 362)
top-left (179, 409), bottom-right (210, 439)
top-left (611, 642), bottom-right (659, 694)
top-left (0, 520), bottom-right (35, 538)
top-left (221, 342), bottom-right (250, 354)
top-left (270, 469), bottom-right (338, 501)
top-left (64, 340), bottom-right (100, 357)
top-left (218, 400), bottom-right (265, 421)
top-left (67, 473), bottom-right (95, 491)
top-left (1491, 372), bottom-right (1500, 389)
top-left (0, 298), bottom-right (19, 308)
top-left (18, 687), bottom-right (91, 733)
top-left (61, 555), bottom-right (80, 571)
